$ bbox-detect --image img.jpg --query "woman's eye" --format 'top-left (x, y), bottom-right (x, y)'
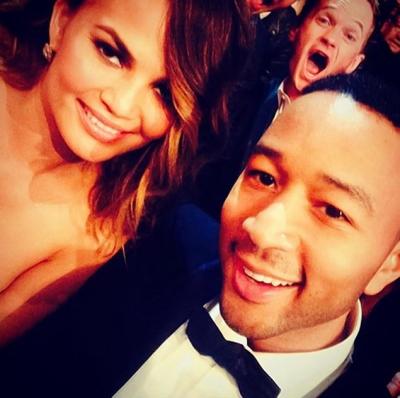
top-left (95, 40), bottom-right (121, 67)
top-left (154, 82), bottom-right (172, 108)
top-left (248, 170), bottom-right (276, 188)
top-left (325, 204), bottom-right (347, 221)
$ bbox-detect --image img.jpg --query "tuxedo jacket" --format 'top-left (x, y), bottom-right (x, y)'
top-left (0, 256), bottom-right (221, 398)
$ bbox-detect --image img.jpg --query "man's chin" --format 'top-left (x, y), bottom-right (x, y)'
top-left (294, 70), bottom-right (329, 95)
top-left (220, 288), bottom-right (272, 340)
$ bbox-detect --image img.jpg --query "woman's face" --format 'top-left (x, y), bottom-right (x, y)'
top-left (41, 0), bottom-right (171, 162)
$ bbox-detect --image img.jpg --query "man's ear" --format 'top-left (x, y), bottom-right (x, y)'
top-left (344, 53), bottom-right (365, 74)
top-left (48, 0), bottom-right (72, 51)
top-left (364, 243), bottom-right (400, 296)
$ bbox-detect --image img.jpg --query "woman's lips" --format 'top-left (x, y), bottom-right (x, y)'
top-left (77, 101), bottom-right (128, 144)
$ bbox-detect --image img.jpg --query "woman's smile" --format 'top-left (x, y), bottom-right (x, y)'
top-left (77, 100), bottom-right (131, 143)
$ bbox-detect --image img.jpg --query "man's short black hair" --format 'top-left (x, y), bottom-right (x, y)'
top-left (302, 72), bottom-right (400, 128)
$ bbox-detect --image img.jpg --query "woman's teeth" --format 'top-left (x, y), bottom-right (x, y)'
top-left (85, 109), bottom-right (120, 136)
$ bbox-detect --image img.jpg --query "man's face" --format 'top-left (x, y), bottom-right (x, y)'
top-left (381, 13), bottom-right (400, 54)
top-left (288, 0), bottom-right (374, 96)
top-left (220, 92), bottom-right (400, 352)
top-left (246, 0), bottom-right (297, 13)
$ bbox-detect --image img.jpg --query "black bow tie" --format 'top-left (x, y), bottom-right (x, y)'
top-left (186, 307), bottom-right (281, 398)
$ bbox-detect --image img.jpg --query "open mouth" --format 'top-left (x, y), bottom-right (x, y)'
top-left (307, 50), bottom-right (329, 76)
top-left (232, 262), bottom-right (301, 303)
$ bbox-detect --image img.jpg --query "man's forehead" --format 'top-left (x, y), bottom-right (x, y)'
top-left (261, 91), bottom-right (396, 146)
top-left (255, 92), bottom-right (400, 214)
top-left (316, 0), bottom-right (365, 11)
top-left (313, 0), bottom-right (373, 28)
top-left (269, 92), bottom-right (358, 130)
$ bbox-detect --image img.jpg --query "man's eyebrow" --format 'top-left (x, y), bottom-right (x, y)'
top-left (321, 174), bottom-right (374, 214)
top-left (351, 19), bottom-right (365, 34)
top-left (320, 6), bottom-right (365, 33)
top-left (251, 144), bottom-right (282, 160)
top-left (95, 24), bottom-right (133, 65)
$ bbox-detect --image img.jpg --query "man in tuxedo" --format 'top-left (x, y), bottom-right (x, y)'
top-left (114, 73), bottom-right (400, 397)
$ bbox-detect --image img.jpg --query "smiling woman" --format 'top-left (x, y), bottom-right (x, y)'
top-left (0, 0), bottom-right (251, 344)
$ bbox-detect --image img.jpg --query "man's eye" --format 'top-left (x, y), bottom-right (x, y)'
top-left (94, 40), bottom-right (121, 67)
top-left (325, 204), bottom-right (347, 220)
top-left (316, 15), bottom-right (330, 26)
top-left (345, 31), bottom-right (357, 42)
top-left (248, 170), bottom-right (276, 187)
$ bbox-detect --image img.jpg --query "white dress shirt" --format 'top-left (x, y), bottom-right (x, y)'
top-left (274, 80), bottom-right (292, 121)
top-left (115, 301), bottom-right (361, 398)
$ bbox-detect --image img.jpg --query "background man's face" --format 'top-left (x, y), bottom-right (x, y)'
top-left (246, 0), bottom-right (297, 13)
top-left (381, 13), bottom-right (400, 54)
top-left (220, 92), bottom-right (400, 351)
top-left (289, 0), bottom-right (373, 94)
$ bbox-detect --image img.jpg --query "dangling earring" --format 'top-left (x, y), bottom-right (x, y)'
top-left (42, 43), bottom-right (55, 62)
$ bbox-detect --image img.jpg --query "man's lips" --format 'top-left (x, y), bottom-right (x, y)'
top-left (231, 253), bottom-right (301, 304)
top-left (243, 266), bottom-right (296, 286)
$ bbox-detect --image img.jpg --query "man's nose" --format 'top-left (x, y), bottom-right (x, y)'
top-left (321, 27), bottom-right (339, 48)
top-left (242, 201), bottom-right (300, 251)
top-left (100, 79), bottom-right (143, 121)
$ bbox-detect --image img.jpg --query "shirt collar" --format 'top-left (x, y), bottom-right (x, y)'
top-left (208, 300), bottom-right (362, 397)
top-left (276, 79), bottom-right (292, 117)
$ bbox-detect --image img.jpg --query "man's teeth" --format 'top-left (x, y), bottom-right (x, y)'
top-left (243, 267), bottom-right (294, 287)
top-left (86, 109), bottom-right (120, 136)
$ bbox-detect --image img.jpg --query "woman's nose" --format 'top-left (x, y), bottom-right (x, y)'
top-left (100, 81), bottom-right (143, 121)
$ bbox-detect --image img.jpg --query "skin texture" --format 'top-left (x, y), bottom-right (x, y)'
top-left (220, 92), bottom-right (400, 353)
top-left (42, 0), bottom-right (171, 164)
top-left (285, 0), bottom-right (374, 99)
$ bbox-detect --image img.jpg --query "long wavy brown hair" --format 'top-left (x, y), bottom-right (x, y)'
top-left (0, 0), bottom-right (252, 250)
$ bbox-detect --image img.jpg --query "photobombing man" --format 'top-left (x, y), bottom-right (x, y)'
top-left (245, 0), bottom-right (377, 154)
